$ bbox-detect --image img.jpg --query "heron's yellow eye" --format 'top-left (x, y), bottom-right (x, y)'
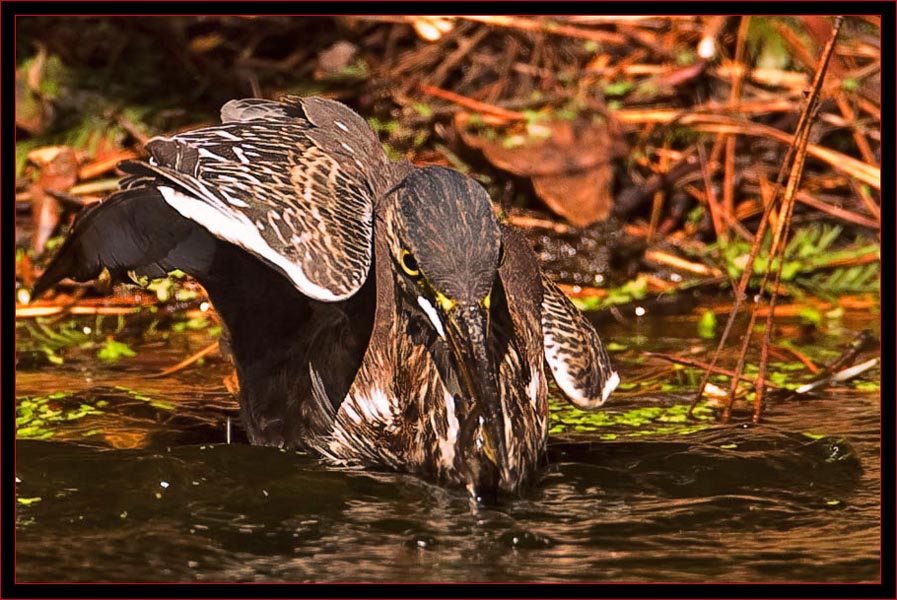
top-left (483, 293), bottom-right (491, 310)
top-left (400, 249), bottom-right (420, 277)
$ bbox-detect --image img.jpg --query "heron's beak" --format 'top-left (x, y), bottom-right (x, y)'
top-left (443, 302), bottom-right (513, 491)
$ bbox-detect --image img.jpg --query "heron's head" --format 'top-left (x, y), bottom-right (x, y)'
top-left (384, 166), bottom-right (516, 497)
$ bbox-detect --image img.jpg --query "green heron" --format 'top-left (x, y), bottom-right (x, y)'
top-left (33, 96), bottom-right (619, 499)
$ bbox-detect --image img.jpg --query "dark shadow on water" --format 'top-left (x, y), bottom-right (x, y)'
top-left (16, 419), bottom-right (878, 582)
top-left (14, 312), bottom-right (880, 582)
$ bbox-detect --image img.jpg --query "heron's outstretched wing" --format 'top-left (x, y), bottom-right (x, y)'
top-left (495, 225), bottom-right (618, 410)
top-left (31, 188), bottom-right (217, 298)
top-left (116, 96), bottom-right (392, 301)
top-left (539, 276), bottom-right (620, 409)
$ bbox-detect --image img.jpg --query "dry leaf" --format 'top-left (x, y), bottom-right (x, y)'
top-left (28, 146), bottom-right (79, 254)
top-left (459, 116), bottom-right (621, 226)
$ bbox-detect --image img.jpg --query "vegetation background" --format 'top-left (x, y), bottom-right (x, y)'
top-left (16, 14), bottom-right (881, 423)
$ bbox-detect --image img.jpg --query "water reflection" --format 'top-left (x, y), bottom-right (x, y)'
top-left (15, 314), bottom-right (880, 582)
top-left (16, 410), bottom-right (878, 583)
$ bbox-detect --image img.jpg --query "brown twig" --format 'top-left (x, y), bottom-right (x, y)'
top-left (848, 179), bottom-right (881, 224)
top-left (16, 305), bottom-right (140, 318)
top-left (615, 110), bottom-right (880, 190)
top-left (643, 249), bottom-right (723, 277)
top-left (794, 191), bottom-right (880, 229)
top-left (644, 352), bottom-right (784, 390)
top-left (115, 113), bottom-right (151, 147)
top-left (775, 344), bottom-right (821, 375)
top-left (751, 16), bottom-right (845, 422)
top-left (147, 340), bottom-right (220, 379)
top-left (506, 213), bottom-right (573, 235)
top-left (681, 184), bottom-right (755, 241)
top-left (696, 144), bottom-right (725, 243)
top-left (78, 150), bottom-right (138, 180)
top-left (722, 17), bottom-right (752, 240)
top-left (686, 118), bottom-right (880, 190)
top-left (458, 15), bottom-right (628, 45)
top-left (647, 142), bottom-right (670, 242)
top-left (833, 92), bottom-right (878, 167)
top-left (418, 83), bottom-right (527, 121)
top-left (706, 294), bottom-right (877, 316)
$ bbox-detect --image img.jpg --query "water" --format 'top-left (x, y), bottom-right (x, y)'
top-left (14, 310), bottom-right (880, 582)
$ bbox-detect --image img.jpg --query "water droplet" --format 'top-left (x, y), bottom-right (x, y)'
top-left (500, 529), bottom-right (554, 549)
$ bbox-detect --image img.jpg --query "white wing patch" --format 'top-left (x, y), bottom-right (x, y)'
top-left (540, 275), bottom-right (619, 410)
top-left (543, 328), bottom-right (619, 409)
top-left (231, 146), bottom-right (250, 164)
top-left (602, 371), bottom-right (620, 403)
top-left (198, 148), bottom-right (227, 162)
top-left (157, 186), bottom-right (344, 301)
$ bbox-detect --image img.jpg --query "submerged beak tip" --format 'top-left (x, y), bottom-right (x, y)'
top-left (445, 300), bottom-right (518, 489)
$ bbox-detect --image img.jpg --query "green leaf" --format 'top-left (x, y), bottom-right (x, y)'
top-left (412, 102), bottom-right (433, 118)
top-left (697, 309), bottom-right (717, 339)
top-left (799, 306), bottom-right (822, 326)
top-left (149, 400), bottom-right (177, 411)
top-left (97, 339), bottom-right (137, 362)
top-left (148, 278), bottom-right (172, 302)
top-left (603, 80), bottom-right (633, 97)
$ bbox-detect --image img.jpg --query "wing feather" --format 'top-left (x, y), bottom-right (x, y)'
top-left (31, 188), bottom-right (216, 298)
top-left (540, 276), bottom-right (619, 409)
top-left (122, 97), bottom-right (390, 301)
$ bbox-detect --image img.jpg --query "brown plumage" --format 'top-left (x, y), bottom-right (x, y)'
top-left (33, 96), bottom-right (619, 500)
